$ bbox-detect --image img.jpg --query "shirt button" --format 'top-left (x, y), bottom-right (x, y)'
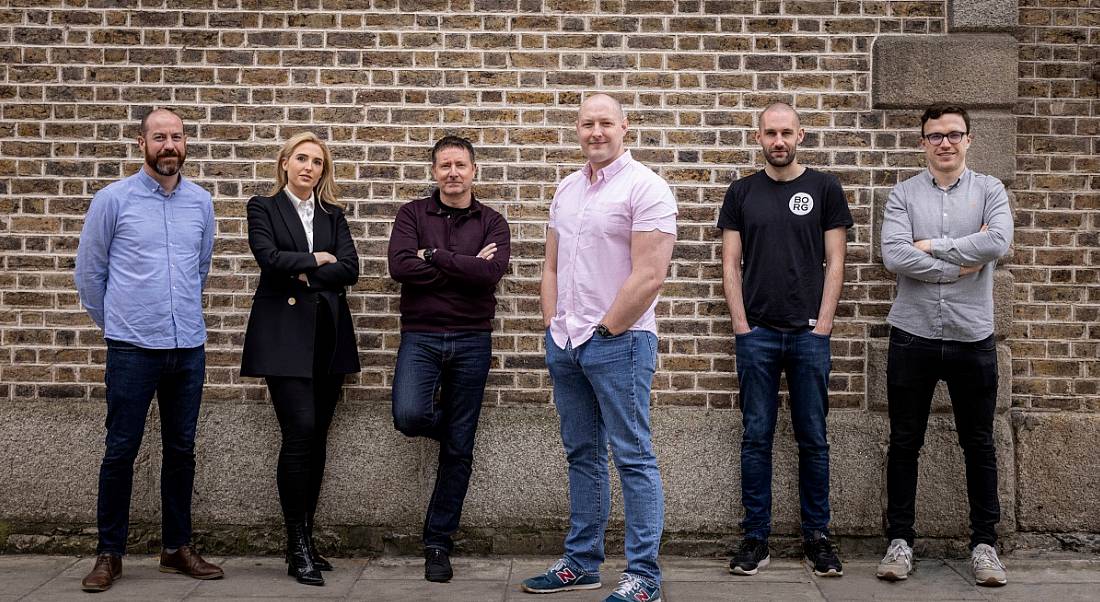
top-left (288, 297), bottom-right (297, 306)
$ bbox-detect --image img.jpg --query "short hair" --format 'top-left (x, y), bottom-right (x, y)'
top-left (139, 108), bottom-right (181, 135)
top-left (431, 135), bottom-right (476, 165)
top-left (757, 102), bottom-right (800, 130)
top-left (920, 104), bottom-right (970, 135)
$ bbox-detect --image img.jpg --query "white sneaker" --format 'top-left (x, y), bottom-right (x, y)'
top-left (970, 543), bottom-right (1007, 587)
top-left (876, 539), bottom-right (913, 581)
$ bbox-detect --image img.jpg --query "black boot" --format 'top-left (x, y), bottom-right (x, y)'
top-left (304, 515), bottom-right (334, 571)
top-left (286, 523), bottom-right (324, 586)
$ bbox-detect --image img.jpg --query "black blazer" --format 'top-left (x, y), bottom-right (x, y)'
top-left (240, 190), bottom-right (360, 378)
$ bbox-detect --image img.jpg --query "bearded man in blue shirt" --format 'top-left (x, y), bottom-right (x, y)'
top-left (75, 108), bottom-right (223, 592)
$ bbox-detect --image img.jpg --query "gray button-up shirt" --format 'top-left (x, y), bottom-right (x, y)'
top-left (881, 168), bottom-right (1013, 342)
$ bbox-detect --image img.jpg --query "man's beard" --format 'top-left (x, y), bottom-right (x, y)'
top-left (146, 149), bottom-right (185, 177)
top-left (764, 146), bottom-right (796, 168)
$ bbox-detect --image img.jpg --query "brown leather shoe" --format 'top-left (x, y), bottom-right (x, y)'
top-left (81, 553), bottom-right (121, 592)
top-left (159, 545), bottom-right (224, 580)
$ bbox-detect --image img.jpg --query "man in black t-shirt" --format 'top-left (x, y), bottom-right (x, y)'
top-left (718, 103), bottom-right (853, 579)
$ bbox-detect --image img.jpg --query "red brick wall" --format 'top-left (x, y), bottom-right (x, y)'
top-left (0, 1), bottom-right (1095, 413)
top-left (1013, 0), bottom-right (1099, 410)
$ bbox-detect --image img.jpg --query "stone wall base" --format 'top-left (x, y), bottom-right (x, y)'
top-left (2, 402), bottom-right (1097, 554)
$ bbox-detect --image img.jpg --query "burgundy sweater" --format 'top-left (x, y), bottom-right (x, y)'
top-left (387, 192), bottom-right (511, 332)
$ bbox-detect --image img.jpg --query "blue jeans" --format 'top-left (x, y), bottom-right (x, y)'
top-left (392, 331), bottom-right (492, 553)
top-left (546, 329), bottom-right (663, 585)
top-left (97, 339), bottom-right (205, 555)
top-left (735, 326), bottom-right (832, 541)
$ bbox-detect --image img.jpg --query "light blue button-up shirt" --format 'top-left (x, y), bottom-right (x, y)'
top-left (75, 168), bottom-right (215, 349)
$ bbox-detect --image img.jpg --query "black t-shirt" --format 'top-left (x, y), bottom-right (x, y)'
top-left (717, 168), bottom-right (853, 332)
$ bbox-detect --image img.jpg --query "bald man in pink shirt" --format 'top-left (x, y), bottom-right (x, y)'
top-left (521, 94), bottom-right (676, 602)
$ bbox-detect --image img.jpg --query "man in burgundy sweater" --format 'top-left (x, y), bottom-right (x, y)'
top-left (386, 135), bottom-right (511, 583)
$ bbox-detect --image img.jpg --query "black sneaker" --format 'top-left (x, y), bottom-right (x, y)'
top-left (424, 547), bottom-right (453, 582)
top-left (729, 538), bottom-right (770, 575)
top-left (803, 531), bottom-right (843, 577)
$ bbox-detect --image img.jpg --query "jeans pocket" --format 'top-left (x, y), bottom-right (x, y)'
top-left (890, 328), bottom-right (915, 347)
top-left (972, 336), bottom-right (996, 352)
top-left (734, 326), bottom-right (759, 338)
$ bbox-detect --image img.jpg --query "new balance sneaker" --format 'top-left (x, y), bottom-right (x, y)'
top-left (603, 573), bottom-right (661, 602)
top-left (424, 547), bottom-right (452, 583)
top-left (521, 558), bottom-right (601, 594)
top-left (970, 543), bottom-right (1007, 587)
top-left (876, 539), bottom-right (914, 581)
top-left (803, 531), bottom-right (843, 577)
top-left (729, 538), bottom-right (770, 575)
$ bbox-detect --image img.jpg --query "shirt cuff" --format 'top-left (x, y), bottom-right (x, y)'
top-left (940, 260), bottom-right (961, 282)
top-left (930, 237), bottom-right (951, 260)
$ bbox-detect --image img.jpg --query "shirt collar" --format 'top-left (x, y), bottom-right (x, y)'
top-left (583, 149), bottom-right (633, 182)
top-left (284, 186), bottom-right (314, 209)
top-left (427, 188), bottom-right (481, 215)
top-left (925, 167), bottom-right (970, 192)
top-left (136, 167), bottom-right (181, 196)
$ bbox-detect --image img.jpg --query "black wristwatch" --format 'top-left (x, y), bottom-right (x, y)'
top-left (595, 323), bottom-right (613, 338)
top-left (423, 248), bottom-right (435, 263)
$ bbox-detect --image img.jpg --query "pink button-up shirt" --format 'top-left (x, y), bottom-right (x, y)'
top-left (548, 150), bottom-right (678, 349)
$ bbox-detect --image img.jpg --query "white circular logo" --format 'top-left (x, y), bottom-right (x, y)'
top-left (789, 192), bottom-right (813, 216)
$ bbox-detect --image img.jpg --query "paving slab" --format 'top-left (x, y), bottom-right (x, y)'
top-left (2, 554), bottom-right (1099, 601)
top-left (351, 578), bottom-right (508, 602)
top-left (359, 555), bottom-right (511, 581)
top-left (0, 555), bottom-right (77, 600)
top-left (664, 557), bottom-right (811, 583)
top-left (21, 554), bottom-right (205, 601)
top-left (814, 559), bottom-right (986, 601)
top-left (662, 580), bottom-right (827, 601)
top-left (189, 556), bottom-right (364, 598)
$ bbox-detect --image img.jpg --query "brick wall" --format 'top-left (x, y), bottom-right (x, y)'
top-left (0, 1), bottom-right (1095, 415)
top-left (1013, 0), bottom-right (1100, 411)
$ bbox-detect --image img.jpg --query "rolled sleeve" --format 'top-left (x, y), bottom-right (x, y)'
top-left (631, 175), bottom-right (678, 236)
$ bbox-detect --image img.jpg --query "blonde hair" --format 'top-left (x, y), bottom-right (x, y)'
top-left (271, 132), bottom-right (340, 208)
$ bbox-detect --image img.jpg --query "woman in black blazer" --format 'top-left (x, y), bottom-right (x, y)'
top-left (240, 132), bottom-right (360, 586)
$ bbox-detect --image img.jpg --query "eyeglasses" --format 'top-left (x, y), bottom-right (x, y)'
top-left (922, 131), bottom-right (968, 145)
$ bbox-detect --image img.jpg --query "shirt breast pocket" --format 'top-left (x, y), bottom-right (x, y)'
top-left (171, 206), bottom-right (208, 259)
top-left (594, 200), bottom-right (632, 241)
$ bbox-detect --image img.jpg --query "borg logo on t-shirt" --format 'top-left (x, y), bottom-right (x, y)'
top-left (789, 192), bottom-right (813, 216)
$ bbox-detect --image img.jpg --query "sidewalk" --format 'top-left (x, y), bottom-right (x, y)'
top-left (1, 553), bottom-right (1097, 601)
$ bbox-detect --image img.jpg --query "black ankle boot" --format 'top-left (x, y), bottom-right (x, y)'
top-left (304, 516), bottom-right (334, 571)
top-left (286, 523), bottom-right (324, 586)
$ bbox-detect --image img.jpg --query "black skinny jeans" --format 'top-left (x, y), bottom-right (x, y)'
top-left (885, 327), bottom-right (1000, 549)
top-left (265, 301), bottom-right (344, 525)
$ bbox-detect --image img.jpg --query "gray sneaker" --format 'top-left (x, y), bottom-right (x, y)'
top-left (876, 539), bottom-right (913, 581)
top-left (970, 543), bottom-right (1007, 587)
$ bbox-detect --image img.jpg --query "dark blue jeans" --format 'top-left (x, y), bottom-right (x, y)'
top-left (97, 339), bottom-right (205, 555)
top-left (392, 331), bottom-right (492, 553)
top-left (886, 327), bottom-right (1000, 549)
top-left (735, 326), bottom-right (832, 541)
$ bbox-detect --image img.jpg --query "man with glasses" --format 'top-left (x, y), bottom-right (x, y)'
top-left (878, 104), bottom-right (1013, 586)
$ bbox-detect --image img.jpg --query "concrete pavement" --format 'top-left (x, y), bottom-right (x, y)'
top-left (1, 552), bottom-right (1098, 601)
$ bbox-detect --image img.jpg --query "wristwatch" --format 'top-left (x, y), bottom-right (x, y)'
top-left (595, 323), bottom-right (613, 338)
top-left (423, 248), bottom-right (435, 263)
